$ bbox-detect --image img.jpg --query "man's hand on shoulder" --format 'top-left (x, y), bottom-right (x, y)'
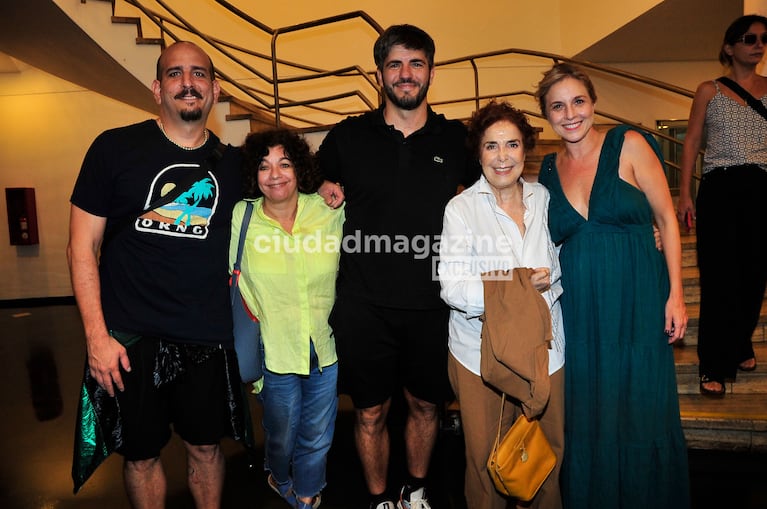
top-left (318, 180), bottom-right (345, 209)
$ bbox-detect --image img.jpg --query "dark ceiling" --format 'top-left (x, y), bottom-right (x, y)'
top-left (0, 0), bottom-right (155, 113)
top-left (575, 0), bottom-right (743, 63)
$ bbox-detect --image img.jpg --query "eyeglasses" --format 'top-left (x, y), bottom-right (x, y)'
top-left (737, 32), bottom-right (767, 45)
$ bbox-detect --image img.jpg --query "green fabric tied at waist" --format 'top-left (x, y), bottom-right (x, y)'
top-left (72, 331), bottom-right (137, 493)
top-left (71, 331), bottom-right (254, 494)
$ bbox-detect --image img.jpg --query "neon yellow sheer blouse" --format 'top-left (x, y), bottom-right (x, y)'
top-left (229, 193), bottom-right (345, 375)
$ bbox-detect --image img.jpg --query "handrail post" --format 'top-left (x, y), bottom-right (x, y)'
top-left (470, 59), bottom-right (480, 113)
top-left (271, 31), bottom-right (281, 127)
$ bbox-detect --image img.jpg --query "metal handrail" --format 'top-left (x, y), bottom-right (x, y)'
top-left (124, 0), bottom-right (383, 118)
top-left (115, 0), bottom-right (702, 184)
top-left (121, 1), bottom-right (695, 121)
top-left (438, 48), bottom-right (694, 103)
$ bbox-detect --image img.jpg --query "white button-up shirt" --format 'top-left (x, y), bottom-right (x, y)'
top-left (438, 175), bottom-right (565, 376)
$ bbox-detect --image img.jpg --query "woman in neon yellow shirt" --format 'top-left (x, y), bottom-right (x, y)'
top-left (230, 129), bottom-right (344, 509)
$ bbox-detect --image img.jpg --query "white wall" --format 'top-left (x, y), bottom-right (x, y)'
top-left (0, 57), bottom-right (253, 302)
top-left (0, 64), bottom-right (148, 300)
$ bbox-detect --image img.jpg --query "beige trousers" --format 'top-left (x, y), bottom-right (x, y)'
top-left (447, 353), bottom-right (564, 509)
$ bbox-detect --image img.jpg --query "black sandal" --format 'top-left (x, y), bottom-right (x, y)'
top-left (699, 375), bottom-right (726, 397)
top-left (738, 358), bottom-right (757, 372)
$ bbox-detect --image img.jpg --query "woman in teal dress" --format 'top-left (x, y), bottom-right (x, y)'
top-left (535, 63), bottom-right (690, 509)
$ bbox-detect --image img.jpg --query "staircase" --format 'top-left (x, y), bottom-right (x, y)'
top-left (674, 229), bottom-right (767, 452)
top-left (523, 137), bottom-right (561, 181)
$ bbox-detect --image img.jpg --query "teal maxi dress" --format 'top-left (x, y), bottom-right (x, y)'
top-left (538, 126), bottom-right (690, 509)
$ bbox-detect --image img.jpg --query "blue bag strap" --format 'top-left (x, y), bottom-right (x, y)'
top-left (232, 201), bottom-right (254, 278)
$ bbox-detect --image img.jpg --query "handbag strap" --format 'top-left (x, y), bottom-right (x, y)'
top-left (716, 76), bottom-right (767, 122)
top-left (493, 392), bottom-right (507, 449)
top-left (231, 201), bottom-right (254, 285)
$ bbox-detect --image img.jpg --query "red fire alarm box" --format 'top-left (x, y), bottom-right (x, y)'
top-left (6, 187), bottom-right (39, 245)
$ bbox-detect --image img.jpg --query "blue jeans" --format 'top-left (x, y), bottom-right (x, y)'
top-left (259, 342), bottom-right (338, 499)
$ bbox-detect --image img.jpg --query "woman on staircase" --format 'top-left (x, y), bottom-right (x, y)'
top-left (678, 14), bottom-right (767, 397)
top-left (536, 63), bottom-right (690, 509)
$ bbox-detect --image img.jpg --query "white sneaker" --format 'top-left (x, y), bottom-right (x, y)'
top-left (371, 501), bottom-right (396, 509)
top-left (397, 486), bottom-right (431, 509)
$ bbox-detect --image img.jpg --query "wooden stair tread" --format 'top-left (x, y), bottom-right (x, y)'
top-left (680, 394), bottom-right (767, 452)
top-left (681, 265), bottom-right (699, 281)
top-left (675, 342), bottom-right (767, 369)
top-left (679, 393), bottom-right (767, 424)
top-left (111, 16), bottom-right (140, 25)
top-left (226, 113), bottom-right (253, 121)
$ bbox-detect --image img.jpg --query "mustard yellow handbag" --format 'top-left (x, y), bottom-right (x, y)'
top-left (487, 394), bottom-right (556, 501)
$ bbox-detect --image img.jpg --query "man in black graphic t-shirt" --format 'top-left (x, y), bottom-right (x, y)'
top-left (68, 41), bottom-right (245, 506)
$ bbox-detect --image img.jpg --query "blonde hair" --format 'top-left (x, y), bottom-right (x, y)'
top-left (535, 63), bottom-right (597, 117)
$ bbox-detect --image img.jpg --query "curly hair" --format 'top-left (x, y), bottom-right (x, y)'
top-left (466, 100), bottom-right (536, 159)
top-left (535, 62), bottom-right (597, 118)
top-left (719, 14), bottom-right (767, 66)
top-left (241, 129), bottom-right (322, 198)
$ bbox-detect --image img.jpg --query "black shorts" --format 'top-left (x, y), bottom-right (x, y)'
top-left (329, 298), bottom-right (451, 409)
top-left (114, 336), bottom-right (230, 461)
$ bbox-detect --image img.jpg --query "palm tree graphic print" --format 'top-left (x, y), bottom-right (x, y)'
top-left (137, 163), bottom-right (220, 239)
top-left (174, 177), bottom-right (214, 226)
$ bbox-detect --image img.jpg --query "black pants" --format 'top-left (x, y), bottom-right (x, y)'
top-left (696, 165), bottom-right (767, 380)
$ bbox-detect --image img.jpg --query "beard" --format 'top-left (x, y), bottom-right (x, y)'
top-left (383, 79), bottom-right (430, 110)
top-left (180, 108), bottom-right (203, 121)
top-left (175, 86), bottom-right (204, 121)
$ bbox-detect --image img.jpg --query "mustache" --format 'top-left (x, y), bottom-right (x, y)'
top-left (174, 87), bottom-right (203, 99)
top-left (394, 78), bottom-right (419, 86)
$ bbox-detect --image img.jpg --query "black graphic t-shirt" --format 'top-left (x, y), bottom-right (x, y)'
top-left (71, 120), bottom-right (242, 345)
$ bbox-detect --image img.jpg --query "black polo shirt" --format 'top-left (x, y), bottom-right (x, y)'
top-left (318, 107), bottom-right (479, 309)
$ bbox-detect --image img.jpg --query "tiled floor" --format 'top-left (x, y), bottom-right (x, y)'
top-left (1, 304), bottom-right (765, 508)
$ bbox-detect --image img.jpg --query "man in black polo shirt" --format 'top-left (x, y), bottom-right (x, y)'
top-left (318, 24), bottom-right (477, 509)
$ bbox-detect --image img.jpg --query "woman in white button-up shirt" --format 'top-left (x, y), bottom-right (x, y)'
top-left (438, 100), bottom-right (565, 509)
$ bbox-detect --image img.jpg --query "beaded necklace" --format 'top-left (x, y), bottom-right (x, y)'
top-left (157, 119), bottom-right (208, 150)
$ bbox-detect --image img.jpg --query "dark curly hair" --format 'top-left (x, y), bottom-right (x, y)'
top-left (241, 129), bottom-right (322, 198)
top-left (719, 14), bottom-right (767, 66)
top-left (466, 100), bottom-right (536, 159)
